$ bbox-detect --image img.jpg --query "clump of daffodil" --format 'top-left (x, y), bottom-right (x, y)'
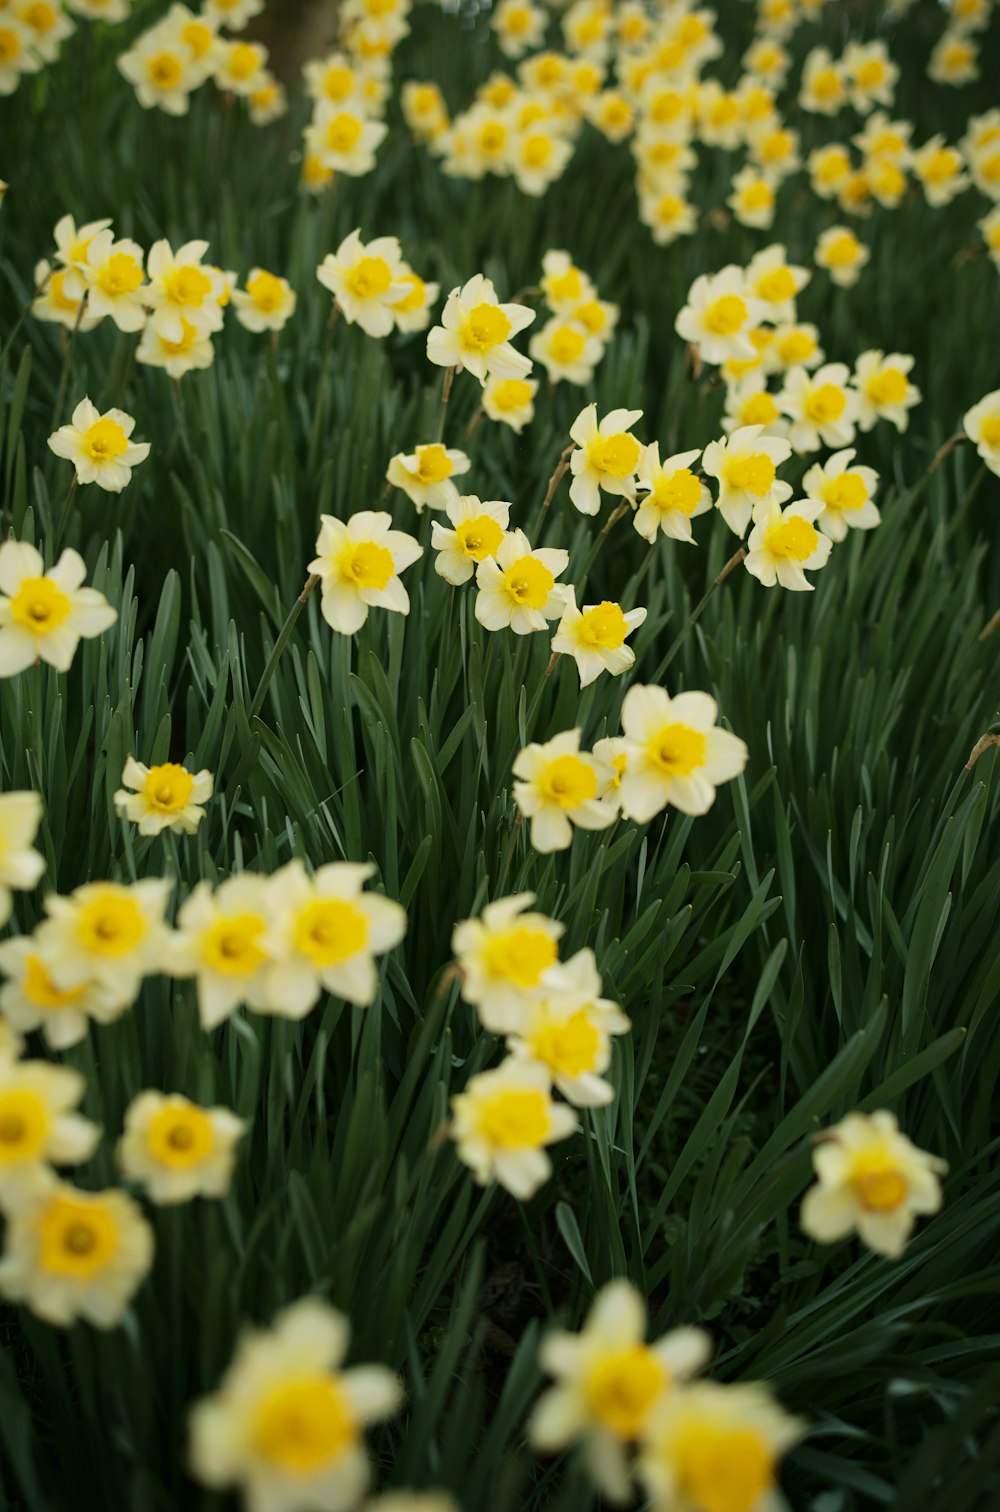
top-left (452, 893), bottom-right (564, 1034)
top-left (309, 512), bottom-right (423, 636)
top-left (802, 450), bottom-right (880, 541)
top-left (113, 757), bottom-right (214, 836)
top-left (385, 442), bottom-right (471, 514)
top-left (0, 540), bottom-right (117, 678)
top-left (550, 590), bottom-right (647, 687)
top-left (530, 1281), bottom-right (712, 1503)
top-left (426, 274), bottom-right (535, 382)
top-left (617, 686), bottom-right (749, 823)
top-left (0, 1175), bottom-right (154, 1328)
top-left (512, 729), bottom-right (617, 853)
top-left (568, 404), bottom-right (643, 515)
top-left (431, 496), bottom-right (510, 585)
top-left (189, 1297), bottom-right (402, 1510)
top-left (0, 792), bottom-right (45, 927)
top-left (0, 1058), bottom-right (100, 1209)
top-left (48, 398), bottom-right (150, 491)
top-left (474, 529), bottom-right (569, 635)
top-left (801, 1110), bottom-right (946, 1259)
top-left (117, 1092), bottom-right (246, 1205)
top-left (450, 1056), bottom-right (577, 1200)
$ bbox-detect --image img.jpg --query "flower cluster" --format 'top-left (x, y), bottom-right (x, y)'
top-left (117, 2), bottom-right (287, 125)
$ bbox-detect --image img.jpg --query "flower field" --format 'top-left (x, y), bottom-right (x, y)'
top-left (1, 0), bottom-right (999, 1507)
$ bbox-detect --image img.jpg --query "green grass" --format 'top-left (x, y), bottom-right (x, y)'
top-left (1, 0), bottom-right (1000, 1508)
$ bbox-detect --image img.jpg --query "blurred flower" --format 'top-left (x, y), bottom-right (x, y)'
top-left (232, 268), bottom-right (297, 333)
top-left (801, 1110), bottom-right (946, 1258)
top-left (81, 230), bottom-right (148, 332)
top-left (507, 948), bottom-right (630, 1106)
top-left (0, 1058), bottom-right (99, 1209)
top-left (118, 1092), bottom-right (246, 1204)
top-left (853, 351), bottom-right (921, 432)
top-left (452, 893), bottom-right (563, 1034)
top-left (814, 225), bottom-right (869, 287)
top-left (482, 374), bottom-right (538, 432)
top-left (513, 729), bottom-right (617, 852)
top-left (451, 1057), bottom-right (576, 1199)
top-left (802, 449), bottom-right (880, 542)
top-left (0, 934), bottom-right (120, 1049)
top-left (145, 238), bottom-right (226, 339)
top-left (36, 878), bottom-right (173, 1010)
top-left (674, 268), bottom-right (764, 366)
top-left (963, 389), bottom-right (1000, 476)
top-left (0, 541), bottom-right (117, 677)
top-left (0, 792), bottom-right (44, 927)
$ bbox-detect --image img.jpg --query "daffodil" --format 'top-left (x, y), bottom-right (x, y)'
top-left (31, 258), bottom-right (101, 331)
top-left (0, 934), bottom-right (120, 1049)
top-left (802, 449), bottom-right (880, 541)
top-left (80, 230), bottom-right (148, 332)
top-left (568, 404), bottom-right (643, 515)
top-left (309, 512), bottom-right (422, 635)
top-left (118, 1092), bottom-right (246, 1205)
top-left (912, 135), bottom-right (970, 206)
top-left (550, 590), bottom-right (646, 688)
top-left (15, 0), bottom-right (75, 63)
top-left (391, 264), bottom-right (440, 333)
top-left (638, 189), bottom-right (697, 246)
top-left (136, 316), bottom-right (216, 377)
top-left (385, 443), bottom-right (471, 513)
top-left (261, 860), bottom-right (407, 1017)
top-left (113, 757), bottom-right (213, 836)
top-left (48, 398), bottom-right (150, 491)
top-left (0, 1175), bottom-right (154, 1327)
top-left (482, 374), bottom-right (538, 432)
top-left (721, 373), bottom-right (787, 437)
top-left (674, 267), bottom-right (765, 366)
top-left (0, 14), bottom-right (41, 95)
top-left (36, 878), bottom-right (173, 1010)
top-left (745, 498), bottom-right (833, 590)
top-left (145, 239), bottom-right (226, 339)
top-left (928, 29), bottom-right (979, 86)
top-left (744, 244), bottom-right (809, 323)
top-left (701, 425), bottom-right (792, 536)
top-left (815, 225), bottom-right (870, 287)
top-left (540, 251), bottom-right (596, 313)
top-left (426, 274), bottom-right (535, 382)
top-left (853, 350), bottom-right (921, 432)
top-left (452, 893), bottom-right (563, 1034)
top-left (202, 0), bottom-right (264, 28)
top-left (801, 1110), bottom-right (946, 1259)
top-left (310, 104), bottom-right (388, 175)
top-left (768, 323), bottom-right (824, 373)
top-left (808, 142), bottom-right (854, 199)
top-left (231, 268), bottom-right (297, 332)
top-left (0, 540), bottom-right (117, 678)
top-left (118, 35), bottom-right (199, 115)
top-left (727, 167), bottom-right (776, 231)
top-left (0, 792), bottom-right (44, 927)
top-left (799, 46), bottom-right (847, 115)
top-left (189, 1297), bottom-right (402, 1511)
top-left (512, 730), bottom-right (617, 853)
top-left (0, 1058), bottom-right (99, 1209)
top-left (451, 1057), bottom-right (577, 1200)
top-left (638, 1380), bottom-right (804, 1512)
top-left (215, 37), bottom-right (268, 95)
top-left (529, 316), bottom-right (603, 385)
top-left (747, 123), bottom-right (801, 183)
top-left (248, 75), bottom-right (287, 125)
top-left (165, 875), bottom-right (273, 1029)
top-left (844, 39), bottom-right (898, 112)
top-left (530, 1281), bottom-right (712, 1503)
top-left (633, 444), bottom-right (712, 543)
top-left (962, 389), bottom-right (1000, 476)
top-left (618, 686), bottom-right (749, 823)
top-left (317, 228), bottom-right (408, 337)
top-left (431, 496), bottom-right (510, 585)
top-left (507, 947), bottom-right (630, 1106)
top-left (474, 529), bottom-right (568, 635)
top-left (778, 363), bottom-right (859, 453)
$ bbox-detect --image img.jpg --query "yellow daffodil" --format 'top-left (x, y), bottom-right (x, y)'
top-left (506, 947), bottom-right (630, 1106)
top-left (145, 238), bottom-right (226, 339)
top-left (618, 686), bottom-right (748, 822)
top-left (778, 363), bottom-right (859, 453)
top-left (309, 511), bottom-right (422, 635)
top-left (36, 878), bottom-right (173, 1010)
top-left (0, 1057), bottom-right (99, 1209)
top-left (701, 425), bottom-right (792, 535)
top-left (512, 729), bottom-right (617, 853)
top-left (431, 495), bottom-right (510, 585)
top-left (802, 449), bottom-right (880, 541)
top-left (963, 388), bottom-right (1000, 475)
top-left (482, 374), bottom-right (538, 432)
top-left (674, 267), bottom-right (765, 366)
top-left (48, 398), bottom-right (150, 491)
top-left (568, 403), bottom-right (643, 515)
top-left (113, 757), bottom-right (214, 836)
top-left (385, 443), bottom-right (471, 513)
top-left (452, 893), bottom-right (563, 1034)
top-left (0, 934), bottom-right (120, 1048)
top-left (633, 444), bottom-right (712, 543)
top-left (117, 1092), bottom-right (246, 1205)
top-left (745, 498), bottom-right (833, 590)
top-left (316, 228), bottom-right (409, 336)
top-left (0, 540), bottom-right (117, 677)
top-left (0, 792), bottom-right (44, 927)
top-left (451, 1056), bottom-right (577, 1199)
top-left (550, 590), bottom-right (646, 687)
top-left (474, 529), bottom-right (568, 634)
top-left (426, 274), bottom-right (535, 382)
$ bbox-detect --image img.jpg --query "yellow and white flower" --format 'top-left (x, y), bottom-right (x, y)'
top-left (618, 686), bottom-right (748, 823)
top-left (799, 47), bottom-right (847, 115)
top-left (248, 75), bottom-right (287, 125)
top-left (0, 14), bottom-right (42, 95)
top-left (117, 35), bottom-right (199, 116)
top-left (145, 239), bottom-right (226, 340)
top-left (853, 350), bottom-right (921, 433)
top-left (638, 189), bottom-right (697, 247)
top-left (309, 512), bottom-right (422, 636)
top-left (843, 39), bottom-right (898, 112)
top-left (674, 267), bottom-right (765, 366)
top-left (426, 275), bottom-right (535, 382)
top-left (744, 244), bottom-right (810, 323)
top-left (31, 257), bottom-right (100, 331)
top-left (118, 1091), bottom-right (246, 1205)
top-left (261, 860), bottom-right (407, 1018)
top-left (474, 530), bottom-right (568, 635)
top-left (507, 948), bottom-right (630, 1106)
top-left (451, 1057), bottom-right (576, 1200)
top-left (742, 36), bottom-right (791, 87)
top-left (167, 874), bottom-right (273, 1029)
top-left (568, 404), bottom-right (643, 516)
top-left (310, 105), bottom-right (388, 176)
top-left (531, 1281), bottom-right (711, 1503)
top-left (980, 205), bottom-right (1000, 268)
top-left (928, 29), bottom-right (978, 86)
top-left (778, 363), bottom-right (859, 453)
top-left (727, 167), bottom-right (776, 231)
top-left (202, 0), bottom-right (263, 28)
top-left (701, 425), bottom-right (792, 536)
top-left (801, 1110), bottom-right (946, 1259)
top-left (512, 729), bottom-right (617, 853)
top-left (0, 1058), bottom-right (99, 1208)
top-left (392, 265), bottom-right (440, 333)
top-left (815, 225), bottom-right (870, 288)
top-left (529, 317), bottom-right (603, 385)
top-left (316, 229), bottom-right (408, 337)
top-left (401, 79), bottom-right (449, 142)
top-left (0, 792), bottom-right (44, 927)
top-left (962, 389), bottom-right (1000, 476)
top-left (231, 268), bottom-right (297, 333)
top-left (0, 1176), bottom-right (154, 1328)
top-left (0, 934), bottom-right (119, 1049)
top-left (14, 0), bottom-right (75, 63)
top-left (633, 444), bottom-right (711, 543)
top-left (113, 757), bottom-right (213, 837)
top-left (36, 878), bottom-right (173, 1009)
top-left (768, 323), bottom-right (824, 374)
top-left (638, 1380), bottom-right (804, 1512)
top-left (746, 123), bottom-right (801, 184)
top-left (385, 443), bottom-right (471, 514)
top-left (452, 893), bottom-right (563, 1034)
top-left (491, 0), bottom-right (545, 58)
top-left (214, 37), bottom-right (268, 95)
top-left (189, 1297), bottom-right (402, 1510)
top-left (48, 398), bottom-right (150, 491)
top-left (136, 317), bottom-right (215, 378)
top-left (912, 136), bottom-right (970, 206)
top-left (808, 142), bottom-right (853, 200)
top-left (853, 111), bottom-right (911, 164)
top-left (745, 498), bottom-right (833, 591)
top-left (550, 590), bottom-right (646, 688)
top-left (802, 450), bottom-right (880, 542)
top-left (511, 128), bottom-right (574, 196)
top-left (722, 373), bottom-right (787, 438)
top-left (482, 374), bottom-right (538, 432)
top-left (540, 251), bottom-right (596, 313)
top-left (78, 230), bottom-right (147, 331)
top-left (0, 541), bottom-right (117, 678)
top-left (431, 496), bottom-right (510, 586)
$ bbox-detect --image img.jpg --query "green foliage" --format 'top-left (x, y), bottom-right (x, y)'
top-left (1, 2), bottom-right (999, 1509)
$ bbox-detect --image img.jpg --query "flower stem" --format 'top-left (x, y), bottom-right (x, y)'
top-left (50, 297), bottom-right (87, 430)
top-left (434, 366), bottom-right (455, 443)
top-left (574, 499), bottom-right (631, 599)
top-left (53, 477), bottom-right (78, 548)
top-left (249, 574), bottom-right (319, 721)
top-left (651, 547), bottom-right (747, 684)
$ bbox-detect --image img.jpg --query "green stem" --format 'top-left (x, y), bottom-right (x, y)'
top-left (248, 574), bottom-right (319, 721)
top-left (53, 477), bottom-right (78, 548)
top-left (50, 296), bottom-right (86, 430)
top-left (574, 498), bottom-right (631, 600)
top-left (433, 365), bottom-right (455, 444)
top-left (30, 660), bottom-right (43, 789)
top-left (0, 268), bottom-right (50, 371)
top-left (651, 546), bottom-right (747, 684)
